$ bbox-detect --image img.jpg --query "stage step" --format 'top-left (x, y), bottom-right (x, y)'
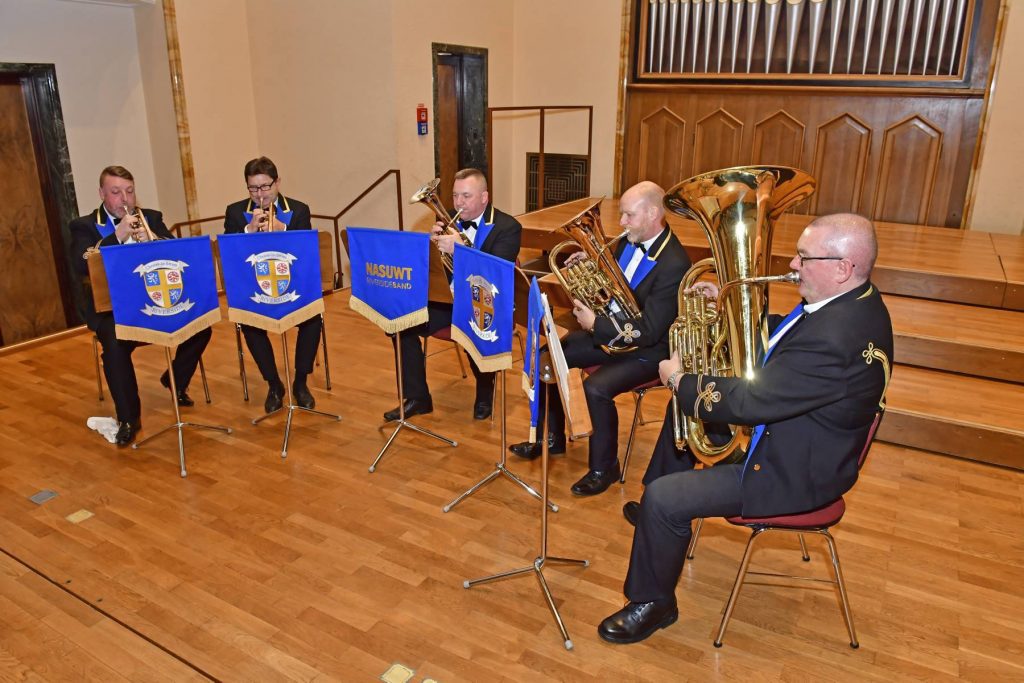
top-left (879, 365), bottom-right (1024, 470)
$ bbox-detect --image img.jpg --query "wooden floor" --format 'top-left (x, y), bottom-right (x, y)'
top-left (1, 292), bottom-right (1023, 681)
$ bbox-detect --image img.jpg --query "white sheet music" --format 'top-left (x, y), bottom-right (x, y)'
top-left (541, 293), bottom-right (574, 427)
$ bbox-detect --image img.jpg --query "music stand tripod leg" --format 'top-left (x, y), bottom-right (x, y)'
top-left (133, 346), bottom-right (232, 478)
top-left (443, 370), bottom-right (558, 513)
top-left (370, 328), bottom-right (457, 473)
top-left (462, 383), bottom-right (587, 650)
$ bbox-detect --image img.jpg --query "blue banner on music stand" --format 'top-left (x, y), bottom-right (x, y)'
top-left (347, 227), bottom-right (429, 333)
top-left (522, 276), bottom-right (544, 442)
top-left (218, 230), bottom-right (323, 334)
top-left (450, 243), bottom-right (513, 373)
top-left (101, 236), bottom-right (221, 346)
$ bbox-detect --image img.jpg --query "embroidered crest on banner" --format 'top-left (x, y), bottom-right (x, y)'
top-left (246, 251), bottom-right (300, 304)
top-left (134, 259), bottom-right (194, 317)
top-left (467, 274), bottom-right (499, 342)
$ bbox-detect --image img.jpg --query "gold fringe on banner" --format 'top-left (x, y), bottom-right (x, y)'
top-left (114, 308), bottom-right (221, 347)
top-left (228, 299), bottom-right (325, 335)
top-left (349, 296), bottom-right (428, 333)
top-left (450, 327), bottom-right (513, 373)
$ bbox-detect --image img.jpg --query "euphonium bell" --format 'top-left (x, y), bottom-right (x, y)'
top-left (547, 199), bottom-right (641, 353)
top-left (664, 166), bottom-right (816, 466)
top-left (409, 178), bottom-right (467, 274)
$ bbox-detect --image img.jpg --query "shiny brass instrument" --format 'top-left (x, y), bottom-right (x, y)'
top-left (409, 178), bottom-right (467, 274)
top-left (123, 203), bottom-right (159, 242)
top-left (547, 199), bottom-right (641, 353)
top-left (664, 166), bottom-right (816, 466)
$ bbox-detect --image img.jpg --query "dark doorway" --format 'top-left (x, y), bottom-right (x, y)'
top-left (432, 44), bottom-right (487, 209)
top-left (0, 64), bottom-right (78, 346)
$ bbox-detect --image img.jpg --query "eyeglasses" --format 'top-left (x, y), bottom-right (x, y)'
top-left (797, 254), bottom-right (847, 266)
top-left (247, 181), bottom-right (276, 193)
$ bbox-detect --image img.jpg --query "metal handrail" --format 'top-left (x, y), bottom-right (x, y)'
top-left (169, 169), bottom-right (404, 290)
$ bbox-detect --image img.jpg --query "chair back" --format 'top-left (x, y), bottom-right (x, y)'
top-left (857, 410), bottom-right (884, 469)
top-left (318, 230), bottom-right (336, 293)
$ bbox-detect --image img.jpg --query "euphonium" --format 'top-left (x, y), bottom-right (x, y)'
top-left (547, 199), bottom-right (641, 353)
top-left (409, 178), bottom-right (467, 274)
top-left (664, 166), bottom-right (816, 466)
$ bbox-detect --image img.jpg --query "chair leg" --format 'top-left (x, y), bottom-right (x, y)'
top-left (92, 335), bottom-right (104, 401)
top-left (798, 533), bottom-right (810, 561)
top-left (235, 323), bottom-right (249, 402)
top-left (822, 530), bottom-right (859, 648)
top-left (714, 527), bottom-right (766, 647)
top-left (635, 386), bottom-right (648, 426)
top-left (453, 343), bottom-right (467, 379)
top-left (620, 388), bottom-right (647, 483)
top-left (320, 313), bottom-right (332, 390)
top-left (198, 357), bottom-right (211, 403)
top-left (686, 517), bottom-right (704, 560)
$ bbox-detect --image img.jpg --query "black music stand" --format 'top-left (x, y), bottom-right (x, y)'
top-left (369, 328), bottom-right (457, 472)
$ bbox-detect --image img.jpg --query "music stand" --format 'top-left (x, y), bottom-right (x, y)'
top-left (463, 303), bottom-right (590, 650)
top-left (251, 327), bottom-right (340, 459)
top-left (369, 327), bottom-right (457, 472)
top-left (442, 368), bottom-right (557, 513)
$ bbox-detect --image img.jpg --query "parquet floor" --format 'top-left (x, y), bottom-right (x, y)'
top-left (1, 292), bottom-right (1022, 681)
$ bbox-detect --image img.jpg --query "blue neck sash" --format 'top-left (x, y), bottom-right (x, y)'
top-left (95, 209), bottom-right (117, 239)
top-left (617, 242), bottom-right (657, 288)
top-left (473, 219), bottom-right (495, 251)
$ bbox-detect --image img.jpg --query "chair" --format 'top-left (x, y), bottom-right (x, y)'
top-left (92, 334), bottom-right (211, 403)
top-left (694, 410), bottom-right (884, 648)
top-left (579, 365), bottom-right (668, 482)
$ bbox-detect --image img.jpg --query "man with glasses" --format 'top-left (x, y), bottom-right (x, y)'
top-left (599, 213), bottom-right (893, 644)
top-left (224, 156), bottom-right (320, 413)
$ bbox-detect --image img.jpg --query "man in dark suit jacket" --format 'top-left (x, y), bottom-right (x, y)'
top-left (598, 213), bottom-right (894, 645)
top-left (68, 165), bottom-right (212, 447)
top-left (509, 181), bottom-right (691, 497)
top-left (384, 168), bottom-right (522, 422)
top-left (224, 156), bottom-right (320, 414)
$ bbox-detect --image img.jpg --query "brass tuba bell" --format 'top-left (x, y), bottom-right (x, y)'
top-left (547, 200), bottom-right (642, 353)
top-left (664, 166), bottom-right (816, 466)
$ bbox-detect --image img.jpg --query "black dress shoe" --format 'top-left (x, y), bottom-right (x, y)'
top-left (597, 600), bottom-right (679, 644)
top-left (159, 371), bottom-right (195, 407)
top-left (114, 420), bottom-right (141, 448)
top-left (473, 401), bottom-right (492, 420)
top-left (383, 397), bottom-right (433, 422)
top-left (264, 382), bottom-right (285, 414)
top-left (509, 433), bottom-right (567, 460)
top-left (623, 500), bottom-right (640, 527)
top-left (571, 464), bottom-right (622, 496)
top-left (293, 383), bottom-right (315, 409)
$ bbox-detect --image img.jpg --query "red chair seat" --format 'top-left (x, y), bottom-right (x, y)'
top-left (726, 497), bottom-right (846, 529)
top-left (432, 326), bottom-right (453, 341)
top-left (632, 377), bottom-right (663, 392)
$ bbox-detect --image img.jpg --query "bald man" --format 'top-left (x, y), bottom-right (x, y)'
top-left (599, 214), bottom-right (893, 645)
top-left (509, 181), bottom-right (691, 497)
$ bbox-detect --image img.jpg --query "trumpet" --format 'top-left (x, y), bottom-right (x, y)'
top-left (253, 200), bottom-right (278, 232)
top-left (122, 202), bottom-right (158, 242)
top-left (409, 178), bottom-right (467, 274)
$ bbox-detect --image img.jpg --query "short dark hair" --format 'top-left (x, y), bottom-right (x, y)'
top-left (99, 165), bottom-right (133, 186)
top-left (454, 167), bottom-right (487, 191)
top-left (244, 156), bottom-right (278, 180)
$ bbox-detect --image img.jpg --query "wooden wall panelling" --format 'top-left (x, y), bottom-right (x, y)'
top-left (751, 109), bottom-right (805, 169)
top-left (810, 112), bottom-right (872, 217)
top-left (637, 104), bottom-right (688, 191)
top-left (872, 114), bottom-right (944, 225)
top-left (692, 107), bottom-right (745, 174)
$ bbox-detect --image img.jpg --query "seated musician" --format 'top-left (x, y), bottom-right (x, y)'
top-left (68, 166), bottom-right (212, 447)
top-left (599, 214), bottom-right (893, 644)
top-left (224, 156), bottom-right (319, 413)
top-left (509, 181), bottom-right (691, 497)
top-left (384, 168), bottom-right (522, 422)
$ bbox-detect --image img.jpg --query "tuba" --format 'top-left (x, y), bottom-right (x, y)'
top-left (547, 199), bottom-right (641, 353)
top-left (410, 178), bottom-right (468, 274)
top-left (664, 166), bottom-right (816, 466)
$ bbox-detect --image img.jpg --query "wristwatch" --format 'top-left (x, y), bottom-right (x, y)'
top-left (666, 369), bottom-right (683, 392)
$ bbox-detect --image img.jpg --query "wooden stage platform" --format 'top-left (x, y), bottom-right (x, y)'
top-left (518, 198), bottom-right (1024, 470)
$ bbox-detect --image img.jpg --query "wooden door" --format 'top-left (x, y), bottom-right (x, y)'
top-left (436, 57), bottom-right (460, 206)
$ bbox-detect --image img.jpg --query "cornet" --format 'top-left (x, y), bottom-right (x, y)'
top-left (409, 178), bottom-right (467, 275)
top-left (122, 201), bottom-right (158, 242)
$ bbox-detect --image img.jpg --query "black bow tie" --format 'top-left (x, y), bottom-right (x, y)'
top-left (460, 220), bottom-right (476, 231)
top-left (636, 242), bottom-right (647, 254)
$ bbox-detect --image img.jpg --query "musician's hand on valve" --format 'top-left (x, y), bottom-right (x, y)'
top-left (247, 208), bottom-right (268, 233)
top-left (686, 281), bottom-right (719, 300)
top-left (571, 298), bottom-right (596, 332)
top-left (431, 220), bottom-right (447, 237)
top-left (659, 351), bottom-right (682, 387)
top-left (564, 251), bottom-right (587, 268)
top-left (115, 213), bottom-right (137, 243)
top-left (434, 232), bottom-right (458, 255)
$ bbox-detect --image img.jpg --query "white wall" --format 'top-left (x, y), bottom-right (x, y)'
top-left (0, 0), bottom-right (161, 217)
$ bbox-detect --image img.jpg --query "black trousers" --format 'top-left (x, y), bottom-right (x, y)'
top-left (391, 302), bottom-right (494, 404)
top-left (624, 403), bottom-right (744, 603)
top-left (240, 315), bottom-right (322, 385)
top-left (534, 330), bottom-right (661, 472)
top-left (93, 313), bottom-right (211, 424)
